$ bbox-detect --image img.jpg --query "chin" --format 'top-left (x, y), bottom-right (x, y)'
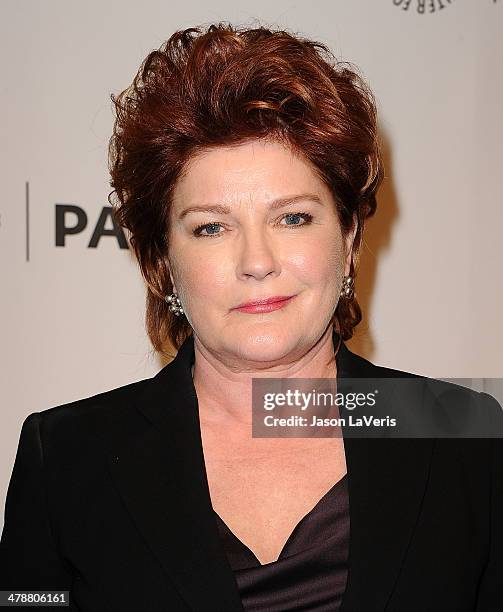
top-left (225, 328), bottom-right (303, 363)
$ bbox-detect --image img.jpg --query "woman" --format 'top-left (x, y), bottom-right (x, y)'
top-left (1, 23), bottom-right (502, 612)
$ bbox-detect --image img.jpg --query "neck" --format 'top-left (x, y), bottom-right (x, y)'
top-left (192, 325), bottom-right (337, 429)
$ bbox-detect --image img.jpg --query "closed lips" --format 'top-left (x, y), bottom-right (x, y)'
top-left (234, 295), bottom-right (295, 308)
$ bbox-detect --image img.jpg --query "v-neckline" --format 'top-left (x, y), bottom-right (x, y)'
top-left (213, 473), bottom-right (348, 567)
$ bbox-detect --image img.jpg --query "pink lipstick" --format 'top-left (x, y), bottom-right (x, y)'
top-left (232, 295), bottom-right (296, 313)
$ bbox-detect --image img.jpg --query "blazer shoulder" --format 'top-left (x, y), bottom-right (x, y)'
top-left (26, 377), bottom-right (153, 440)
top-left (359, 350), bottom-right (489, 400)
top-left (351, 348), bottom-right (503, 420)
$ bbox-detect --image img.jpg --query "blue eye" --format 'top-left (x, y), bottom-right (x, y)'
top-left (193, 222), bottom-right (223, 237)
top-left (281, 212), bottom-right (313, 226)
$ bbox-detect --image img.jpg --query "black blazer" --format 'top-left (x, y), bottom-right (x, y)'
top-left (1, 330), bottom-right (502, 611)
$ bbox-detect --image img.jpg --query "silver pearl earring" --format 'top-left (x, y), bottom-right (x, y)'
top-left (164, 293), bottom-right (185, 316)
top-left (340, 275), bottom-right (354, 299)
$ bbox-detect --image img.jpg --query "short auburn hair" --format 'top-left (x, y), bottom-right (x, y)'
top-left (108, 22), bottom-right (383, 357)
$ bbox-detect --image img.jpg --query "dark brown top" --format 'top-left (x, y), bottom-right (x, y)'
top-left (213, 474), bottom-right (349, 611)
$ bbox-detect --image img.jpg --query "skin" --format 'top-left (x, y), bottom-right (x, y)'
top-left (167, 138), bottom-right (357, 440)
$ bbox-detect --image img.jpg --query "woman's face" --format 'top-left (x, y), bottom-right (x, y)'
top-left (167, 139), bottom-right (357, 369)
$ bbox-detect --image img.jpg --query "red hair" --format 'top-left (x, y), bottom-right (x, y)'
top-left (108, 22), bottom-right (383, 356)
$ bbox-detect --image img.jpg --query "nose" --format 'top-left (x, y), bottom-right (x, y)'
top-left (235, 228), bottom-right (281, 281)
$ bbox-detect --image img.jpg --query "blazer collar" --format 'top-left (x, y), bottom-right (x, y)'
top-left (106, 329), bottom-right (434, 611)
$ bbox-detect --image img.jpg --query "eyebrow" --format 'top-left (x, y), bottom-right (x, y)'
top-left (178, 193), bottom-right (324, 219)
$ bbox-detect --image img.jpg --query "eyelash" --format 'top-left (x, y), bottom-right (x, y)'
top-left (192, 212), bottom-right (314, 238)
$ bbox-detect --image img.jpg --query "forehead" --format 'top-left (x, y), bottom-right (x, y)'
top-left (172, 139), bottom-right (330, 206)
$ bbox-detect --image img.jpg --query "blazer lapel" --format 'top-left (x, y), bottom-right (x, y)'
top-left (336, 341), bottom-right (434, 611)
top-left (105, 329), bottom-right (434, 612)
top-left (105, 336), bottom-right (245, 611)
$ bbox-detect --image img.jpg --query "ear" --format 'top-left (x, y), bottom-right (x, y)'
top-left (343, 215), bottom-right (358, 276)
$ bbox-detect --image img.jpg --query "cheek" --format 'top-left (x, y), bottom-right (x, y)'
top-left (285, 236), bottom-right (344, 283)
top-left (178, 251), bottom-right (232, 300)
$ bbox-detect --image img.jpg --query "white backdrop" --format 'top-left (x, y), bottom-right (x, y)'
top-left (1, 0), bottom-right (502, 529)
